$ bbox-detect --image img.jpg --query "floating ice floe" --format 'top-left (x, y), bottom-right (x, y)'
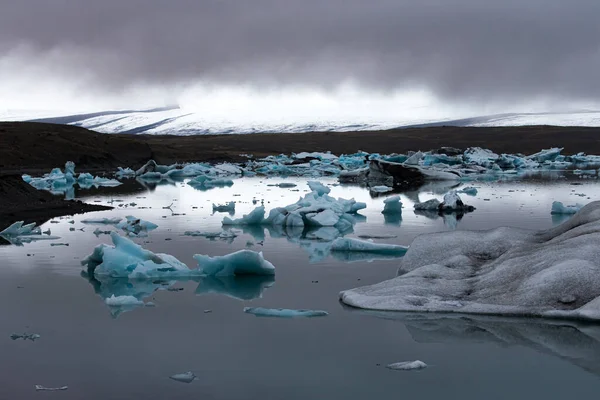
top-left (184, 230), bottom-right (238, 242)
top-left (10, 333), bottom-right (41, 341)
top-left (35, 385), bottom-right (68, 391)
top-left (169, 372), bottom-right (197, 384)
top-left (551, 201), bottom-right (584, 215)
top-left (330, 238), bottom-right (408, 256)
top-left (0, 221), bottom-right (61, 246)
top-left (370, 185), bottom-right (393, 193)
top-left (212, 202), bottom-right (236, 213)
top-left (386, 361), bottom-right (428, 371)
top-left (340, 201), bottom-right (600, 321)
top-left (243, 307), bottom-right (328, 318)
top-left (381, 196), bottom-right (402, 215)
top-left (82, 217), bottom-right (122, 225)
top-left (116, 216), bottom-right (158, 237)
top-left (193, 250), bottom-right (275, 277)
top-left (105, 295), bottom-right (145, 307)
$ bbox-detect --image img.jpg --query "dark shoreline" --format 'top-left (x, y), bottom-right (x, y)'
top-left (2, 122), bottom-right (600, 173)
top-left (1, 121), bottom-right (599, 230)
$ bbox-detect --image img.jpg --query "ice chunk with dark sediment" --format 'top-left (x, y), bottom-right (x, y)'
top-left (243, 307), bottom-right (328, 318)
top-left (551, 201), bottom-right (584, 215)
top-left (10, 333), bottom-right (41, 341)
top-left (386, 361), bottom-right (428, 371)
top-left (340, 201), bottom-right (600, 321)
top-left (193, 250), bottom-right (275, 277)
top-left (116, 216), bottom-right (158, 237)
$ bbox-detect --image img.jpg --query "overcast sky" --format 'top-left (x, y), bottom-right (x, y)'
top-left (1, 0), bottom-right (599, 113)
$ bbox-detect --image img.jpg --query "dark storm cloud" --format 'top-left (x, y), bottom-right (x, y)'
top-left (2, 0), bottom-right (600, 102)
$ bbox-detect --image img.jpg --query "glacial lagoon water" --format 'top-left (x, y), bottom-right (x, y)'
top-left (1, 175), bottom-right (600, 399)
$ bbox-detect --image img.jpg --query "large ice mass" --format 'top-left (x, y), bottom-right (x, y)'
top-left (0, 221), bottom-right (61, 245)
top-left (340, 202), bottom-right (600, 321)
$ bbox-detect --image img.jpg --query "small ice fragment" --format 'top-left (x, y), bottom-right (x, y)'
top-left (169, 371), bottom-right (197, 383)
top-left (105, 295), bottom-right (144, 306)
top-left (81, 218), bottom-right (122, 225)
top-left (243, 307), bottom-right (328, 318)
top-left (42, 229), bottom-right (51, 235)
top-left (458, 186), bottom-right (478, 196)
top-left (386, 360), bottom-right (427, 371)
top-left (414, 199), bottom-right (441, 211)
top-left (35, 385), bottom-right (68, 391)
top-left (204, 309), bottom-right (212, 313)
top-left (212, 202), bottom-right (236, 213)
top-left (358, 234), bottom-right (398, 239)
top-left (93, 228), bottom-right (112, 236)
top-left (10, 333), bottom-right (41, 341)
top-left (371, 185), bottom-right (393, 193)
top-left (50, 243), bottom-right (69, 247)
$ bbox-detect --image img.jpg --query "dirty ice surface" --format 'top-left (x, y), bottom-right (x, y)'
top-left (3, 175), bottom-right (600, 399)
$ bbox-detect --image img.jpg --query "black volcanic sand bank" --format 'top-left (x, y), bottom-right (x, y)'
top-left (2, 122), bottom-right (600, 173)
top-left (0, 175), bottom-right (111, 233)
top-left (1, 121), bottom-right (599, 230)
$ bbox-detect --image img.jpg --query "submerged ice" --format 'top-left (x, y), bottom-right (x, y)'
top-left (340, 202), bottom-right (600, 321)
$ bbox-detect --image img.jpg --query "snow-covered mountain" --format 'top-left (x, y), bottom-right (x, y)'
top-left (2, 108), bottom-right (600, 135)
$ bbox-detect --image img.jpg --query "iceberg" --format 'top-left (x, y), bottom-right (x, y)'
top-left (222, 206), bottom-right (266, 226)
top-left (115, 167), bottom-right (136, 178)
top-left (330, 238), bottom-right (408, 256)
top-left (386, 361), bottom-right (427, 371)
top-left (551, 201), bottom-right (584, 215)
top-left (243, 307), bottom-right (328, 318)
top-left (82, 232), bottom-right (198, 279)
top-left (193, 250), bottom-right (275, 277)
top-left (414, 191), bottom-right (474, 213)
top-left (340, 202), bottom-right (600, 321)
top-left (212, 202), bottom-right (236, 213)
top-left (381, 196), bottom-right (402, 215)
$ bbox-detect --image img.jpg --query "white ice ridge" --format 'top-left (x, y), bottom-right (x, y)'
top-left (243, 307), bottom-right (328, 318)
top-left (222, 181), bottom-right (365, 231)
top-left (340, 202), bottom-right (600, 321)
top-left (82, 232), bottom-right (275, 279)
top-left (551, 201), bottom-right (584, 215)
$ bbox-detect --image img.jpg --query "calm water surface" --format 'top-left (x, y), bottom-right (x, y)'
top-left (1, 176), bottom-right (599, 399)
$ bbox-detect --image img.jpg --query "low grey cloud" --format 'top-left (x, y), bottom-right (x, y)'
top-left (1, 0), bottom-right (600, 105)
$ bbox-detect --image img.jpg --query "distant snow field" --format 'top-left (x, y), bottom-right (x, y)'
top-left (2, 108), bottom-right (600, 135)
